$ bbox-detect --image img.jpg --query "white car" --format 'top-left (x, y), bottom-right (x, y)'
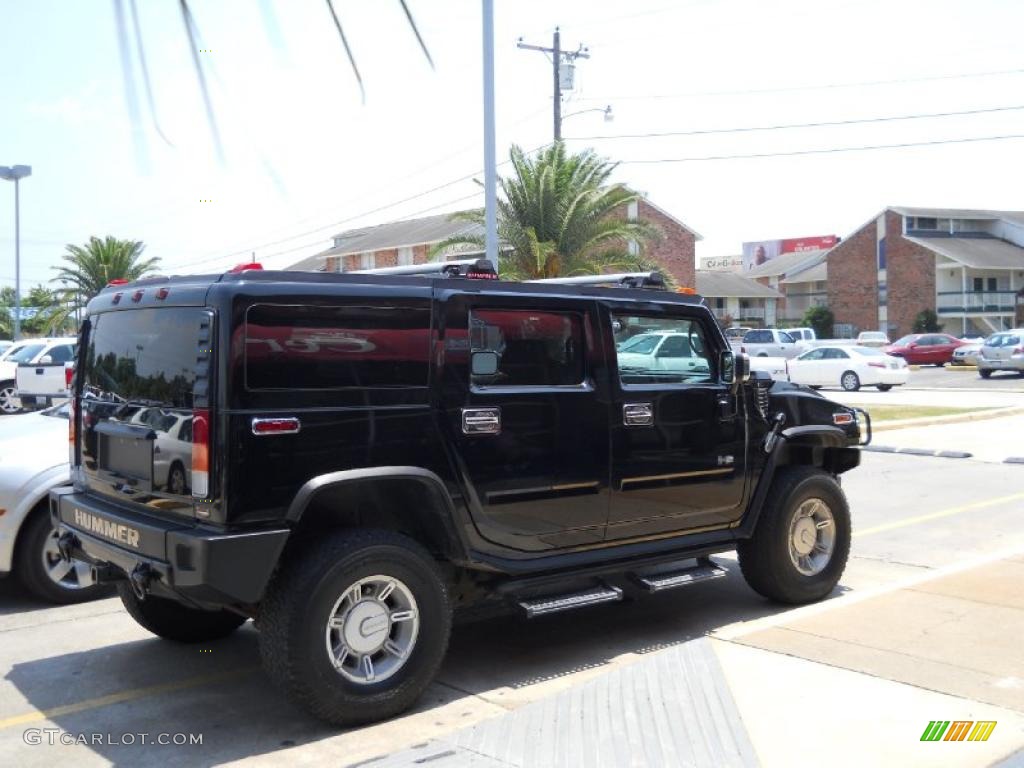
top-left (787, 345), bottom-right (909, 391)
top-left (0, 403), bottom-right (107, 602)
top-left (0, 336), bottom-right (77, 415)
top-left (735, 328), bottom-right (803, 358)
top-left (616, 332), bottom-right (710, 377)
top-left (130, 407), bottom-right (194, 494)
top-left (748, 355), bottom-right (788, 382)
top-left (856, 331), bottom-right (890, 348)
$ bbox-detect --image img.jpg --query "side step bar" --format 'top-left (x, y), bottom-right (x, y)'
top-left (518, 585), bottom-right (623, 618)
top-left (632, 559), bottom-right (727, 593)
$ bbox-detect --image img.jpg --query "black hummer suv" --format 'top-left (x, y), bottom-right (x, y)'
top-left (51, 260), bottom-right (867, 726)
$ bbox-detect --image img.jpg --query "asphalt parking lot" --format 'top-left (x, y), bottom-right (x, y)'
top-left (1, 450), bottom-right (1023, 767)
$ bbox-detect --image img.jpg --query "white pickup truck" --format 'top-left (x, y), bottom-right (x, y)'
top-left (732, 328), bottom-right (804, 358)
top-left (11, 337), bottom-right (77, 412)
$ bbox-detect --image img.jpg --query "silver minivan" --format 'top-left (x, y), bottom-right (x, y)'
top-left (977, 329), bottom-right (1024, 378)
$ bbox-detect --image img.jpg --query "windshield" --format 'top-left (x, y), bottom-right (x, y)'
top-left (893, 335), bottom-right (917, 346)
top-left (860, 332), bottom-right (886, 340)
top-left (617, 334), bottom-right (660, 354)
top-left (7, 343), bottom-right (45, 363)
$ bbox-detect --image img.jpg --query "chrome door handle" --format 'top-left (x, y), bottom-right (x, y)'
top-left (623, 402), bottom-right (654, 426)
top-left (462, 407), bottom-right (501, 435)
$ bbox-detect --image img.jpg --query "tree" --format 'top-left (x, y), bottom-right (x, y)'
top-left (50, 236), bottom-right (160, 328)
top-left (803, 306), bottom-right (834, 339)
top-left (432, 143), bottom-right (662, 280)
top-left (913, 308), bottom-right (943, 333)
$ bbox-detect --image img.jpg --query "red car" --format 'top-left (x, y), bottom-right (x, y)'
top-left (883, 333), bottom-right (965, 366)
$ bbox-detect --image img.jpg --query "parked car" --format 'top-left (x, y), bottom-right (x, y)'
top-left (724, 326), bottom-right (751, 342)
top-left (735, 328), bottom-right (802, 358)
top-left (0, 341), bottom-right (12, 357)
top-left (786, 327), bottom-right (817, 343)
top-left (977, 330), bottom-right (1024, 378)
top-left (748, 355), bottom-right (788, 381)
top-left (615, 331), bottom-right (710, 376)
top-left (787, 345), bottom-right (910, 391)
top-left (0, 403), bottom-right (107, 603)
top-left (882, 333), bottom-right (964, 366)
top-left (856, 331), bottom-right (890, 348)
top-left (0, 336), bottom-right (77, 414)
top-left (952, 341), bottom-right (983, 366)
top-left (52, 261), bottom-right (865, 726)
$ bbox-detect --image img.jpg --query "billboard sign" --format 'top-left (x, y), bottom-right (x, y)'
top-left (699, 255), bottom-right (744, 272)
top-left (742, 235), bottom-right (838, 272)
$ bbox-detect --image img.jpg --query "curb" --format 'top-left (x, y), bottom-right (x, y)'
top-left (870, 406), bottom-right (1024, 432)
top-left (862, 446), bottom-right (973, 459)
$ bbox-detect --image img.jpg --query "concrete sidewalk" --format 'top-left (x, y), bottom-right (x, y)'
top-left (356, 550), bottom-right (1024, 767)
top-left (862, 413), bottom-right (1024, 463)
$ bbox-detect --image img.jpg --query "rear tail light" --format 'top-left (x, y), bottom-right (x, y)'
top-left (1013, 347), bottom-right (1023, 355)
top-left (867, 361), bottom-right (886, 368)
top-left (191, 408), bottom-right (210, 498)
top-left (68, 397), bottom-right (76, 446)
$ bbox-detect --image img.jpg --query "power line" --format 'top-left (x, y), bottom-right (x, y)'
top-left (567, 104), bottom-right (1024, 141)
top-left (574, 66), bottom-right (1024, 103)
top-left (617, 133), bottom-right (1024, 164)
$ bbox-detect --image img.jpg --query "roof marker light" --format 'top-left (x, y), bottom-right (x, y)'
top-left (229, 263), bottom-right (263, 273)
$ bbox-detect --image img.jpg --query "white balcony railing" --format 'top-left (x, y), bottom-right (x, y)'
top-left (937, 291), bottom-right (1016, 314)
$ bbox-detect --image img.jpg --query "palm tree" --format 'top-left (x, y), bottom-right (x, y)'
top-left (50, 236), bottom-right (160, 327)
top-left (432, 143), bottom-right (662, 280)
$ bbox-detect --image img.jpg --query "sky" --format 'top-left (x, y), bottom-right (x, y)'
top-left (1, 0), bottom-right (1023, 290)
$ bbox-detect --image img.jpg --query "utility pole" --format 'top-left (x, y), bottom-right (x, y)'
top-left (482, 0), bottom-right (498, 265)
top-left (517, 27), bottom-right (589, 141)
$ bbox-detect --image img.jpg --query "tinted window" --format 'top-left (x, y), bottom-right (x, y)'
top-left (614, 313), bottom-right (713, 385)
top-left (84, 308), bottom-right (207, 408)
top-left (745, 330), bottom-right (770, 343)
top-left (245, 304), bottom-right (431, 390)
top-left (779, 332), bottom-right (796, 344)
top-left (470, 309), bottom-right (584, 387)
top-left (47, 344), bottom-right (75, 363)
top-left (799, 349), bottom-right (825, 361)
top-left (893, 335), bottom-right (917, 346)
top-left (823, 348), bottom-right (849, 359)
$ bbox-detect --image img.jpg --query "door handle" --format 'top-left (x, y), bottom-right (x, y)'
top-left (623, 402), bottom-right (654, 427)
top-left (717, 394), bottom-right (736, 419)
top-left (462, 407), bottom-right (501, 435)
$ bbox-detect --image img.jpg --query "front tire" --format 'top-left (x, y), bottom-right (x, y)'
top-left (16, 506), bottom-right (111, 604)
top-left (258, 529), bottom-right (451, 726)
top-left (738, 467), bottom-right (851, 604)
top-left (840, 370), bottom-right (860, 391)
top-left (118, 586), bottom-right (247, 642)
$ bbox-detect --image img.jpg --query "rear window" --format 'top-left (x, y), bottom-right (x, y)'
top-left (851, 347), bottom-right (886, 356)
top-left (470, 309), bottom-right (585, 387)
top-left (8, 343), bottom-right (45, 363)
top-left (244, 304), bottom-right (432, 390)
top-left (84, 308), bottom-right (208, 408)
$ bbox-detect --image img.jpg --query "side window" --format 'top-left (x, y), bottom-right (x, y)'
top-left (801, 349), bottom-right (825, 361)
top-left (470, 309), bottom-right (585, 387)
top-left (745, 330), bottom-right (767, 343)
top-left (824, 348), bottom-right (849, 359)
top-left (48, 345), bottom-right (75, 363)
top-left (613, 313), bottom-right (714, 385)
top-left (778, 332), bottom-right (796, 344)
top-left (244, 303), bottom-right (431, 389)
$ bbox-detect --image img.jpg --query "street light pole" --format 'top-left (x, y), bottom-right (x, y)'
top-left (0, 165), bottom-right (32, 341)
top-left (481, 0), bottom-right (498, 265)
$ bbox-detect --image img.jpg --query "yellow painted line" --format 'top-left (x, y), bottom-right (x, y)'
top-left (854, 492), bottom-right (1024, 538)
top-left (0, 667), bottom-right (255, 730)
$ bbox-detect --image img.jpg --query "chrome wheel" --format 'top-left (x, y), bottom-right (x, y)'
top-left (324, 575), bottom-right (419, 686)
top-left (841, 371), bottom-right (859, 391)
top-left (788, 498), bottom-right (836, 576)
top-left (0, 384), bottom-right (20, 414)
top-left (42, 528), bottom-right (95, 590)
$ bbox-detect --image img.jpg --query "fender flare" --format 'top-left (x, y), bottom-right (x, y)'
top-left (285, 466), bottom-right (468, 561)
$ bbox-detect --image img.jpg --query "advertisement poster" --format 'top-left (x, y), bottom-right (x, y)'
top-left (698, 255), bottom-right (744, 272)
top-left (742, 235), bottom-right (838, 272)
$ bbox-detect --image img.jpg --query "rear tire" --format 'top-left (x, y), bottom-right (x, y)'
top-left (979, 369), bottom-right (992, 379)
top-left (0, 380), bottom-right (20, 415)
top-left (16, 506), bottom-right (112, 604)
top-left (258, 529), bottom-right (451, 726)
top-left (738, 467), bottom-right (851, 604)
top-left (118, 586), bottom-right (247, 642)
top-left (876, 384), bottom-right (893, 391)
top-left (840, 371), bottom-right (860, 391)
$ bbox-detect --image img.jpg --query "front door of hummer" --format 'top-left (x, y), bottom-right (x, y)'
top-left (438, 292), bottom-right (611, 552)
top-left (604, 305), bottom-right (748, 540)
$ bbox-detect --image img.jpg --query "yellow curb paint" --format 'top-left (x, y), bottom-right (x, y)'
top-left (854, 492), bottom-right (1024, 538)
top-left (0, 667), bottom-right (255, 730)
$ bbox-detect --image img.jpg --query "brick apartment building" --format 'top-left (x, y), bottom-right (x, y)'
top-left (827, 207), bottom-right (1024, 338)
top-left (288, 197), bottom-right (700, 288)
top-left (744, 249), bottom-right (829, 323)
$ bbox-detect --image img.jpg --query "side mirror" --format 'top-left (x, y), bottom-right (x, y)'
top-left (38, 355), bottom-right (53, 365)
top-left (720, 350), bottom-right (735, 383)
top-left (471, 351), bottom-right (499, 376)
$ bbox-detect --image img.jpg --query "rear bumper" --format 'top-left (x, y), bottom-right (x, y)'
top-left (49, 487), bottom-right (289, 606)
top-left (978, 356), bottom-right (1024, 371)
